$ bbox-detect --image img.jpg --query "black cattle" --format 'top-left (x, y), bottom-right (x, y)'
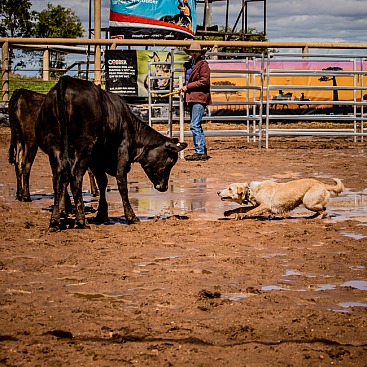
top-left (8, 88), bottom-right (99, 203)
top-left (36, 76), bottom-right (187, 231)
top-left (8, 89), bottom-right (43, 202)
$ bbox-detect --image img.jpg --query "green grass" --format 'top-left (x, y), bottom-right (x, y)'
top-left (9, 74), bottom-right (56, 95)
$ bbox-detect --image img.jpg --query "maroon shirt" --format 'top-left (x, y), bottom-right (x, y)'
top-left (184, 57), bottom-right (211, 106)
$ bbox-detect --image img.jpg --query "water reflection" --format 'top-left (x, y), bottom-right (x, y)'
top-left (6, 178), bottom-right (367, 222)
top-left (101, 181), bottom-right (367, 222)
top-left (341, 280), bottom-right (367, 290)
top-left (338, 301), bottom-right (367, 309)
top-left (104, 178), bottom-right (230, 220)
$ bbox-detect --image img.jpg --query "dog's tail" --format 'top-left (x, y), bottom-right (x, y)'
top-left (325, 178), bottom-right (344, 195)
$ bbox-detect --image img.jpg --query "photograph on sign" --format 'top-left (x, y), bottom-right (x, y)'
top-left (109, 0), bottom-right (196, 39)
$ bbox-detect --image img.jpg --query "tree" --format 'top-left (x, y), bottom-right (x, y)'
top-left (34, 4), bottom-right (84, 76)
top-left (319, 67), bottom-right (343, 102)
top-left (0, 0), bottom-right (35, 71)
top-left (35, 4), bottom-right (84, 39)
top-left (212, 81), bottom-right (239, 102)
top-left (0, 0), bottom-right (35, 37)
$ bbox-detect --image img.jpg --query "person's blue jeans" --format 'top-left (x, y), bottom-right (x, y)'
top-left (189, 103), bottom-right (206, 154)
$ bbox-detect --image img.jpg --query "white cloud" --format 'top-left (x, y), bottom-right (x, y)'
top-left (265, 0), bottom-right (367, 43)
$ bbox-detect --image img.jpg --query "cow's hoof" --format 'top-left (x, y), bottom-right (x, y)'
top-left (74, 221), bottom-right (90, 229)
top-left (48, 224), bottom-right (61, 232)
top-left (127, 217), bottom-right (140, 224)
top-left (49, 217), bottom-right (67, 231)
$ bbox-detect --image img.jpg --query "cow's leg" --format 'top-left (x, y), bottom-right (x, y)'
top-left (49, 156), bottom-right (67, 231)
top-left (116, 167), bottom-right (139, 224)
top-left (69, 168), bottom-right (89, 229)
top-left (60, 186), bottom-right (72, 217)
top-left (93, 170), bottom-right (109, 224)
top-left (14, 142), bottom-right (23, 201)
top-left (22, 147), bottom-right (37, 202)
top-left (15, 162), bottom-right (23, 201)
top-left (22, 160), bottom-right (32, 202)
top-left (87, 168), bottom-right (99, 197)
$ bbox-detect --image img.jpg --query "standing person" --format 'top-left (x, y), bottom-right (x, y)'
top-left (179, 41), bottom-right (211, 161)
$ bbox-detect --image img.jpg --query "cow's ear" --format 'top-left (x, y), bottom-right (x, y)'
top-left (166, 139), bottom-right (187, 152)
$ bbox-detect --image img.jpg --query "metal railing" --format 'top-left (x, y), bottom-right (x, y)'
top-left (146, 50), bottom-right (265, 147)
top-left (263, 52), bottom-right (367, 147)
top-left (146, 50), bottom-right (367, 148)
top-left (2, 37), bottom-right (367, 148)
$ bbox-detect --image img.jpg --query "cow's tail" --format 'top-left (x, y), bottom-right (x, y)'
top-left (8, 89), bottom-right (23, 165)
top-left (324, 178), bottom-right (344, 195)
top-left (8, 144), bottom-right (15, 164)
top-left (56, 77), bottom-right (71, 180)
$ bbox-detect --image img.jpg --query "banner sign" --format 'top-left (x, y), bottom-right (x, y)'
top-left (105, 50), bottom-right (188, 97)
top-left (109, 0), bottom-right (196, 39)
top-left (105, 50), bottom-right (138, 95)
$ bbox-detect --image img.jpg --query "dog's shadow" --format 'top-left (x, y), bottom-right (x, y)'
top-left (221, 206), bottom-right (339, 221)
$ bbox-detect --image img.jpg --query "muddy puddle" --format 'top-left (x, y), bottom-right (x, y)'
top-left (8, 177), bottom-right (367, 223)
top-left (2, 178), bottom-right (366, 313)
top-left (66, 253), bottom-right (367, 314)
top-left (3, 176), bottom-right (367, 238)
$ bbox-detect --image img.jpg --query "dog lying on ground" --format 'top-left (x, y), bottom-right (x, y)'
top-left (217, 178), bottom-right (344, 219)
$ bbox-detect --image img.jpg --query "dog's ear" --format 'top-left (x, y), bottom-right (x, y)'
top-left (237, 185), bottom-right (246, 195)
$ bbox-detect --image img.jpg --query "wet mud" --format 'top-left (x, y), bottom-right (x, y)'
top-left (1, 126), bottom-right (367, 366)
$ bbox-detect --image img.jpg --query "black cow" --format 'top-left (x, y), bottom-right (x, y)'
top-left (36, 76), bottom-right (187, 231)
top-left (8, 89), bottom-right (99, 203)
top-left (8, 89), bottom-right (44, 202)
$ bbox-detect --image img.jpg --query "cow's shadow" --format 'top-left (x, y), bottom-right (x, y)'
top-left (90, 214), bottom-right (189, 225)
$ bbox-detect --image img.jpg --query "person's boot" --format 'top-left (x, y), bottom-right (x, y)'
top-left (185, 152), bottom-right (210, 161)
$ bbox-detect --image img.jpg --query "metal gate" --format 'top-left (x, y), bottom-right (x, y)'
top-left (146, 50), bottom-right (367, 148)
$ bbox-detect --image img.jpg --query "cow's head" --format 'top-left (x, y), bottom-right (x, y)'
top-left (140, 138), bottom-right (187, 192)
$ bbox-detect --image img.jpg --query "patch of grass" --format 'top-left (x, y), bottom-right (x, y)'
top-left (9, 74), bottom-right (56, 95)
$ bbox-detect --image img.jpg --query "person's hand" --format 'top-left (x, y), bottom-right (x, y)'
top-left (176, 86), bottom-right (187, 93)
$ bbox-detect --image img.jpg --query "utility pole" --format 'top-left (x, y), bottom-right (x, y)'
top-left (94, 0), bottom-right (101, 85)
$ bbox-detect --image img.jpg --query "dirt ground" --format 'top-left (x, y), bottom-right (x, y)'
top-left (1, 124), bottom-right (367, 367)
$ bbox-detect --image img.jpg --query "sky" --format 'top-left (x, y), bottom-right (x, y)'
top-left (29, 0), bottom-right (367, 44)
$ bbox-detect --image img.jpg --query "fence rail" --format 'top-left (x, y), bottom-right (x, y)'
top-left (146, 50), bottom-right (367, 148)
top-left (1, 38), bottom-right (367, 148)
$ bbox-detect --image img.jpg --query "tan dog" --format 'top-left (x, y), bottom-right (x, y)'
top-left (217, 178), bottom-right (344, 219)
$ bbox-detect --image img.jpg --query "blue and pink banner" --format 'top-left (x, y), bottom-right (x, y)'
top-left (110, 0), bottom-right (196, 39)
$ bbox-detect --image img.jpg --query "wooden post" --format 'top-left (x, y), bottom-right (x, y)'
top-left (1, 42), bottom-right (9, 102)
top-left (302, 45), bottom-right (309, 59)
top-left (212, 45), bottom-right (218, 60)
top-left (94, 0), bottom-right (102, 85)
top-left (43, 48), bottom-right (49, 81)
